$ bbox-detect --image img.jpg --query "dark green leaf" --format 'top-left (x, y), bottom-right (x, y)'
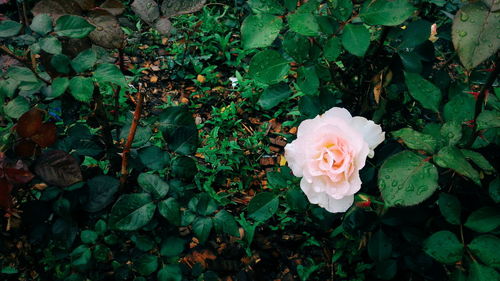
top-left (434, 146), bottom-right (481, 185)
top-left (192, 216), bottom-right (213, 243)
top-left (138, 173), bottom-right (169, 200)
top-left (468, 235), bottom-right (500, 269)
top-left (247, 0), bottom-right (285, 14)
top-left (71, 245), bottom-right (91, 270)
top-left (188, 193), bottom-right (218, 216)
top-left (50, 54), bottom-right (71, 74)
top-left (464, 206), bottom-right (500, 233)
top-left (404, 72), bottom-right (441, 112)
top-left (157, 265), bottom-right (182, 281)
top-left (158, 197), bottom-right (181, 226)
top-left (452, 2), bottom-right (500, 69)
top-left (489, 177), bottom-right (500, 203)
top-left (0, 20), bottom-right (22, 37)
top-left (171, 156), bottom-right (197, 180)
top-left (423, 231), bottom-right (463, 264)
top-left (40, 36), bottom-right (62, 54)
top-left (213, 210), bottom-right (240, 237)
top-left (4, 96), bottom-right (30, 119)
top-left (331, 0), bottom-right (353, 22)
top-left (158, 107), bottom-right (198, 155)
top-left (30, 14), bottom-right (52, 35)
top-left (47, 77), bottom-right (69, 99)
top-left (461, 149), bottom-right (495, 174)
top-left (391, 128), bottom-right (438, 153)
top-left (368, 229), bottom-right (392, 261)
top-left (8, 66), bottom-right (38, 82)
top-left (241, 14), bottom-right (282, 49)
top-left (341, 24), bottom-right (370, 57)
top-left (138, 146), bottom-right (170, 170)
top-left (477, 110), bottom-right (500, 130)
top-left (80, 230), bottom-right (98, 244)
top-left (69, 76), bottom-right (94, 102)
top-left (468, 261), bottom-right (500, 281)
top-left (109, 193), bottom-right (156, 231)
top-left (257, 83), bottom-right (290, 110)
top-left (85, 175), bottom-right (119, 212)
top-left (119, 124), bottom-right (152, 148)
top-left (287, 12), bottom-right (320, 36)
top-left (55, 15), bottom-right (95, 38)
top-left (438, 193), bottom-right (461, 225)
top-left (323, 37), bottom-right (342, 61)
top-left (248, 50), bottom-right (290, 84)
top-left (378, 151), bottom-right (438, 207)
top-left (248, 192), bottom-right (279, 221)
top-left (286, 189), bottom-right (308, 211)
top-left (71, 48), bottom-right (97, 73)
top-left (440, 121), bottom-right (462, 146)
top-left (93, 63), bottom-right (126, 86)
top-left (133, 254), bottom-right (158, 276)
top-left (160, 237), bottom-right (184, 257)
top-left (283, 31), bottom-right (311, 63)
top-left (360, 0), bottom-right (415, 26)
top-left (296, 66), bottom-right (319, 95)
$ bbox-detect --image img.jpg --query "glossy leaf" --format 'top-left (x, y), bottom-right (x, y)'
top-left (341, 24), bottom-right (370, 57)
top-left (360, 0), bottom-right (415, 26)
top-left (109, 193), bottom-right (156, 231)
top-left (248, 192), bottom-right (279, 221)
top-left (404, 72), bottom-right (441, 112)
top-left (248, 50), bottom-right (290, 84)
top-left (241, 14), bottom-right (282, 49)
top-left (423, 231), bottom-right (463, 264)
top-left (55, 15), bottom-right (95, 38)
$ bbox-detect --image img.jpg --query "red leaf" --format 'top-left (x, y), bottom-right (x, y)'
top-left (31, 122), bottom-right (57, 147)
top-left (16, 108), bottom-right (44, 138)
top-left (0, 179), bottom-right (13, 210)
top-left (14, 139), bottom-right (37, 157)
top-left (4, 161), bottom-right (34, 184)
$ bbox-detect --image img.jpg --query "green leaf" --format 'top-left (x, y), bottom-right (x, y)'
top-left (404, 72), bottom-right (441, 112)
top-left (368, 229), bottom-right (392, 261)
top-left (391, 128), bottom-right (438, 154)
top-left (138, 173), bottom-right (169, 199)
top-left (297, 66), bottom-right (319, 95)
top-left (469, 261), bottom-right (500, 281)
top-left (247, 0), bottom-right (285, 14)
top-left (158, 107), bottom-right (198, 155)
top-left (248, 192), bottom-right (279, 221)
top-left (47, 77), bottom-right (69, 99)
top-left (241, 14), bottom-right (282, 49)
top-left (323, 37), bottom-right (342, 61)
top-left (71, 245), bottom-right (91, 270)
top-left (158, 197), bottom-right (181, 226)
top-left (400, 20), bottom-right (432, 48)
top-left (188, 193), bottom-right (218, 216)
top-left (464, 206), bottom-right (500, 233)
top-left (40, 36), bottom-right (62, 54)
top-left (30, 14), bottom-right (52, 35)
top-left (213, 210), bottom-right (240, 237)
top-left (360, 0), bottom-right (415, 26)
top-left (257, 83), bottom-right (290, 110)
top-left (331, 0), bottom-right (353, 22)
top-left (423, 231), bottom-right (463, 264)
top-left (138, 146), bottom-right (170, 170)
top-left (8, 66), bottom-right (38, 82)
top-left (461, 149), bottom-right (495, 174)
top-left (4, 96), bottom-right (30, 119)
top-left (248, 50), bottom-right (290, 84)
top-left (192, 216), bottom-right (213, 243)
top-left (489, 177), bottom-right (500, 203)
top-left (440, 121), bottom-right (463, 146)
top-left (85, 175), bottom-right (119, 212)
top-left (0, 20), bottom-right (22, 37)
top-left (341, 24), bottom-right (370, 57)
top-left (378, 151), bottom-right (438, 207)
top-left (133, 254), bottom-right (158, 276)
top-left (51, 54), bottom-right (71, 74)
top-left (286, 189), bottom-right (308, 211)
top-left (434, 146), bottom-right (481, 185)
top-left (157, 265), bottom-right (182, 281)
top-left (119, 124), bottom-right (152, 148)
top-left (71, 48), bottom-right (97, 73)
top-left (55, 15), bottom-right (95, 38)
top-left (443, 92), bottom-right (475, 123)
top-left (438, 193), bottom-right (461, 225)
top-left (93, 63), bottom-right (126, 86)
top-left (160, 237), bottom-right (184, 257)
top-left (80, 230), bottom-right (98, 244)
top-left (171, 156), bottom-right (197, 180)
top-left (109, 193), bottom-right (156, 231)
top-left (287, 12), bottom-right (320, 36)
top-left (283, 31), bottom-right (311, 63)
top-left (452, 2), bottom-right (500, 69)
top-left (477, 110), bottom-right (500, 130)
top-left (131, 234), bottom-right (155, 251)
top-left (69, 76), bottom-right (94, 102)
top-left (468, 235), bottom-right (500, 269)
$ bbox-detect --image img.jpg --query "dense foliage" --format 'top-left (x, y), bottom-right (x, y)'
top-left (0, 0), bottom-right (499, 280)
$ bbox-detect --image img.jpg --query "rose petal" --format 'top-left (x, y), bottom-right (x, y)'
top-left (350, 116), bottom-right (385, 158)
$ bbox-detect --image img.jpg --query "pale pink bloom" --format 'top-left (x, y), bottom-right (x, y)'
top-left (285, 108), bottom-right (385, 213)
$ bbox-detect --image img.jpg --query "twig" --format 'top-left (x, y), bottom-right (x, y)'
top-left (466, 56), bottom-right (499, 147)
top-left (120, 84), bottom-right (144, 186)
top-left (0, 45), bottom-right (51, 84)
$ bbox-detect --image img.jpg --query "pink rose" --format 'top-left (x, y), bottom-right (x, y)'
top-left (284, 108), bottom-right (385, 213)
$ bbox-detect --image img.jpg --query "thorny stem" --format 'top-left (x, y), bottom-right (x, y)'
top-left (0, 45), bottom-right (51, 84)
top-left (466, 56), bottom-right (499, 147)
top-left (120, 84), bottom-right (144, 187)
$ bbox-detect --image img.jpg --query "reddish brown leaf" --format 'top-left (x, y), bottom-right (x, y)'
top-left (31, 123), bottom-right (57, 148)
top-left (4, 163), bottom-right (34, 184)
top-left (0, 179), bottom-right (13, 210)
top-left (34, 150), bottom-right (82, 187)
top-left (16, 108), bottom-right (44, 138)
top-left (14, 140), bottom-right (37, 158)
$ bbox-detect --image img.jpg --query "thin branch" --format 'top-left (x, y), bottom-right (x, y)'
top-left (0, 45), bottom-right (51, 84)
top-left (120, 84), bottom-right (144, 187)
top-left (466, 56), bottom-right (499, 147)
